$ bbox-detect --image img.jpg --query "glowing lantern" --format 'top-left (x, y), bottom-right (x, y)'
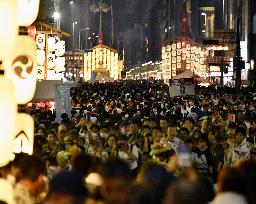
top-left (0, 0), bottom-right (18, 61)
top-left (14, 113), bottom-right (34, 155)
top-left (37, 66), bottom-right (45, 80)
top-left (47, 53), bottom-right (55, 69)
top-left (39, 102), bottom-right (45, 108)
top-left (27, 102), bottom-right (32, 108)
top-left (48, 37), bottom-right (56, 52)
top-left (17, 0), bottom-right (40, 26)
top-left (36, 49), bottom-right (45, 66)
top-left (54, 57), bottom-right (65, 72)
top-left (0, 71), bottom-right (16, 167)
top-left (55, 41), bottom-right (65, 57)
top-left (3, 36), bottom-right (37, 104)
top-left (36, 34), bottom-right (45, 49)
top-left (182, 41), bottom-right (186, 48)
top-left (28, 25), bottom-right (36, 39)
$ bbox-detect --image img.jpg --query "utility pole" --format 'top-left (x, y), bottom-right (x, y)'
top-left (235, 16), bottom-right (241, 92)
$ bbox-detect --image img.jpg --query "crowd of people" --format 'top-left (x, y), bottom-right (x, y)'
top-left (1, 80), bottom-right (256, 204)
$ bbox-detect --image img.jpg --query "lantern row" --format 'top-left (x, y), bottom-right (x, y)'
top-left (161, 40), bottom-right (209, 79)
top-left (84, 46), bottom-right (119, 80)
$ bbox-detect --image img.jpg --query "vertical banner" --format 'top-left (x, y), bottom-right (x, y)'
top-left (55, 84), bottom-right (71, 123)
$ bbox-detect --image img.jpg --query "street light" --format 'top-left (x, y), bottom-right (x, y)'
top-left (70, 1), bottom-right (74, 4)
top-left (72, 21), bottom-right (77, 50)
top-left (79, 28), bottom-right (90, 50)
top-left (53, 11), bottom-right (60, 29)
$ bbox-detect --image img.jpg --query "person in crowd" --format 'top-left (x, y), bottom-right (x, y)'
top-left (44, 171), bottom-right (88, 204)
top-left (210, 167), bottom-right (249, 204)
top-left (193, 135), bottom-right (214, 179)
top-left (228, 127), bottom-right (252, 166)
top-left (167, 123), bottom-right (183, 152)
top-left (100, 158), bottom-right (132, 204)
top-left (14, 155), bottom-right (46, 204)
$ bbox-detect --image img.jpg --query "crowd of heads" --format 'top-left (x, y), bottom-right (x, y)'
top-left (1, 80), bottom-right (256, 204)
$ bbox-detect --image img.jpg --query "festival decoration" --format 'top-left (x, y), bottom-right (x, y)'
top-left (14, 113), bottom-right (34, 155)
top-left (17, 0), bottom-right (40, 26)
top-left (0, 72), bottom-right (16, 166)
top-left (0, 0), bottom-right (18, 61)
top-left (4, 36), bottom-right (37, 104)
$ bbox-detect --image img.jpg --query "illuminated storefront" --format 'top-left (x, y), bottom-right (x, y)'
top-left (83, 44), bottom-right (123, 81)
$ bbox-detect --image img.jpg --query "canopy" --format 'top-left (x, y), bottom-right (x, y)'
top-left (173, 70), bottom-right (194, 79)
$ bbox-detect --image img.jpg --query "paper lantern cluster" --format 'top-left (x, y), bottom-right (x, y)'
top-left (84, 44), bottom-right (119, 80)
top-left (162, 38), bottom-right (209, 80)
top-left (36, 35), bottom-right (65, 80)
top-left (0, 0), bottom-right (40, 167)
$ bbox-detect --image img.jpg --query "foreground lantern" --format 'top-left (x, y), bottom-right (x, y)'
top-left (0, 71), bottom-right (16, 166)
top-left (14, 113), bottom-right (34, 155)
top-left (17, 0), bottom-right (40, 26)
top-left (4, 36), bottom-right (37, 104)
top-left (0, 0), bottom-right (18, 61)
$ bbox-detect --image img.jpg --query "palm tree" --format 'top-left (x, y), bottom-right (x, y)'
top-left (90, 0), bottom-right (110, 44)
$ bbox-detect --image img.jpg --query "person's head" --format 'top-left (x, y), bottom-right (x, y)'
top-left (164, 178), bottom-right (210, 204)
top-left (143, 118), bottom-right (151, 127)
top-left (184, 117), bottom-right (195, 132)
top-left (179, 127), bottom-right (190, 140)
top-left (17, 155), bottom-right (46, 195)
top-left (208, 129), bottom-right (216, 144)
top-left (71, 152), bottom-right (93, 178)
top-left (217, 167), bottom-right (248, 196)
top-left (141, 125), bottom-right (151, 137)
top-left (47, 171), bottom-right (88, 204)
top-left (128, 122), bottom-right (139, 134)
top-left (148, 118), bottom-right (157, 129)
top-left (99, 126), bottom-right (109, 140)
top-left (167, 123), bottom-right (177, 140)
top-left (235, 127), bottom-right (247, 144)
top-left (160, 117), bottom-right (168, 132)
top-left (90, 124), bottom-right (100, 134)
top-left (107, 135), bottom-right (117, 148)
top-left (100, 158), bottom-right (132, 204)
top-left (197, 134), bottom-right (208, 150)
top-left (152, 126), bottom-right (162, 141)
top-left (47, 131), bottom-right (57, 144)
top-left (237, 159), bottom-right (256, 204)
top-left (58, 124), bottom-right (67, 140)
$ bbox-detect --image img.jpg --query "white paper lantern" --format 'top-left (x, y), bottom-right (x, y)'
top-left (14, 113), bottom-right (34, 155)
top-left (47, 53), bottom-right (56, 69)
top-left (17, 0), bottom-right (40, 26)
top-left (54, 57), bottom-right (65, 72)
top-left (0, 0), bottom-right (18, 62)
top-left (0, 73), bottom-right (16, 167)
top-left (55, 41), bottom-right (65, 57)
top-left (36, 34), bottom-right (45, 49)
top-left (4, 36), bottom-right (37, 104)
top-left (37, 65), bottom-right (45, 80)
top-left (48, 37), bottom-right (56, 52)
top-left (36, 49), bottom-right (45, 66)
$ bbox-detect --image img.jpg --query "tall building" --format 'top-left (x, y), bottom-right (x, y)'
top-left (248, 0), bottom-right (256, 68)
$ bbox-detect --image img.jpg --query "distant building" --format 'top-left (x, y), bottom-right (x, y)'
top-left (249, 0), bottom-right (256, 67)
top-left (83, 44), bottom-right (123, 81)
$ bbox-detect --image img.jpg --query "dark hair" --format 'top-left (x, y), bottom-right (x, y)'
top-left (142, 125), bottom-right (151, 130)
top-left (218, 167), bottom-right (248, 196)
top-left (179, 127), bottom-right (189, 136)
top-left (100, 158), bottom-right (132, 181)
top-left (71, 152), bottom-right (93, 177)
top-left (18, 155), bottom-right (45, 181)
top-left (168, 123), bottom-right (177, 128)
top-left (235, 127), bottom-right (247, 137)
top-left (49, 171), bottom-right (88, 200)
